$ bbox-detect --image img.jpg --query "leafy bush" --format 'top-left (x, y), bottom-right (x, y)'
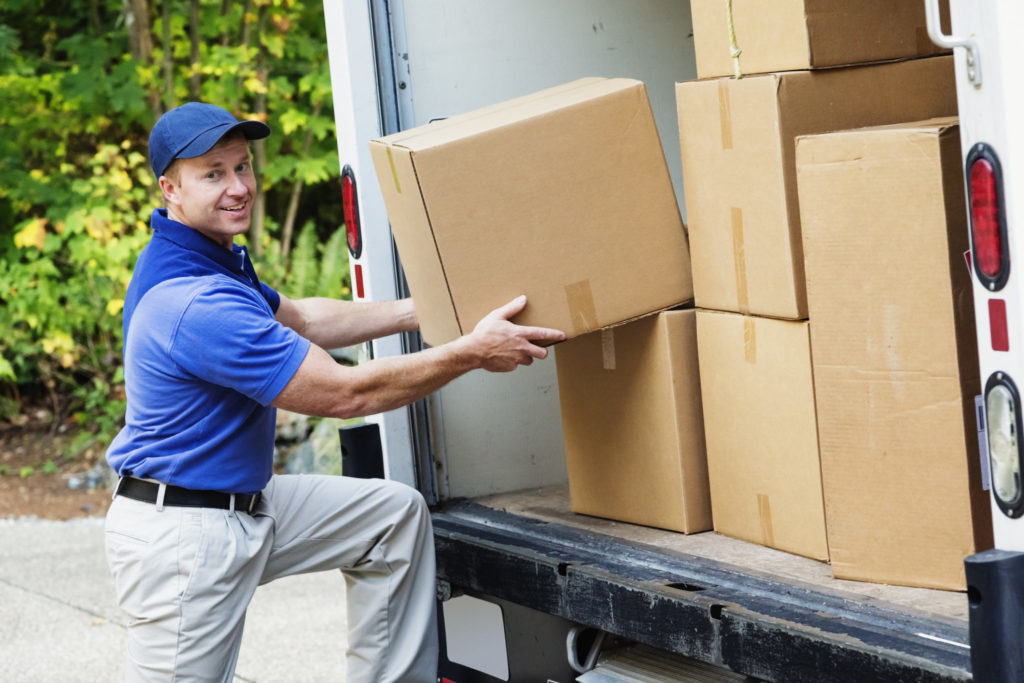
top-left (0, 0), bottom-right (350, 452)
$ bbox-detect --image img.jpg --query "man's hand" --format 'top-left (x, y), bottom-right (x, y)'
top-left (461, 295), bottom-right (566, 373)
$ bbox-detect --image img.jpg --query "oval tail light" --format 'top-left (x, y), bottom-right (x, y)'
top-left (341, 165), bottom-right (363, 259)
top-left (967, 143), bottom-right (1008, 291)
top-left (986, 372), bottom-right (1024, 519)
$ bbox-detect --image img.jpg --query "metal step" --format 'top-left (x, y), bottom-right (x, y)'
top-left (577, 645), bottom-right (755, 682)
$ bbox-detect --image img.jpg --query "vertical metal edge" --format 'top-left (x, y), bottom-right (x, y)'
top-left (369, 0), bottom-right (440, 504)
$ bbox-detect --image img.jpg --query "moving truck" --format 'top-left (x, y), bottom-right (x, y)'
top-left (321, 1), bottom-right (1022, 680)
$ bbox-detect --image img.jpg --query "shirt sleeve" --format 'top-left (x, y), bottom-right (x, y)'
top-left (168, 279), bottom-right (311, 406)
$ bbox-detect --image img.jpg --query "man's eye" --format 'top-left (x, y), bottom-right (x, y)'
top-left (236, 163), bottom-right (250, 173)
top-left (206, 171), bottom-right (220, 179)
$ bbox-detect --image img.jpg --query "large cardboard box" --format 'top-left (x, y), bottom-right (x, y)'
top-left (370, 78), bottom-right (693, 347)
top-left (555, 309), bottom-right (711, 533)
top-left (676, 55), bottom-right (956, 320)
top-left (797, 118), bottom-right (993, 590)
top-left (690, 0), bottom-right (948, 80)
top-left (696, 310), bottom-right (826, 560)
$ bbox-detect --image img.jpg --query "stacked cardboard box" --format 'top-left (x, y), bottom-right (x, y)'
top-left (676, 56), bottom-right (957, 320)
top-left (695, 310), bottom-right (825, 558)
top-left (678, 1), bottom-right (958, 562)
top-left (690, 0), bottom-right (948, 80)
top-left (796, 118), bottom-right (992, 589)
top-left (555, 310), bottom-right (711, 534)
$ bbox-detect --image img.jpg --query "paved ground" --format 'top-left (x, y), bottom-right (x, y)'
top-left (0, 516), bottom-right (348, 682)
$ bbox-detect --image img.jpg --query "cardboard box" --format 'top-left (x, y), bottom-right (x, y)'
top-left (676, 55), bottom-right (956, 320)
top-left (690, 0), bottom-right (949, 80)
top-left (797, 118), bottom-right (993, 590)
top-left (370, 78), bottom-right (693, 347)
top-left (555, 309), bottom-right (711, 533)
top-left (695, 309), bottom-right (826, 560)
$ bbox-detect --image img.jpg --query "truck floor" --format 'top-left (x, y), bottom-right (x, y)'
top-left (472, 484), bottom-right (968, 623)
top-left (433, 484), bottom-right (972, 682)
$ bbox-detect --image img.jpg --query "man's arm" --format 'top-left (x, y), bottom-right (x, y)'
top-left (275, 294), bottom-right (418, 349)
top-left (272, 296), bottom-right (565, 419)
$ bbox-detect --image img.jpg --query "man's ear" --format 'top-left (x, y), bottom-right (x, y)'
top-left (158, 175), bottom-right (178, 207)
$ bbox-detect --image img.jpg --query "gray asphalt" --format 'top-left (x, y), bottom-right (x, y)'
top-left (0, 516), bottom-right (348, 682)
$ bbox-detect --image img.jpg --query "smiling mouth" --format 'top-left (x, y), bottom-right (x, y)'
top-left (222, 203), bottom-right (247, 212)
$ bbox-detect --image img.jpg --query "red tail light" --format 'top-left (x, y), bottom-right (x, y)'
top-left (968, 144), bottom-right (1008, 290)
top-left (341, 165), bottom-right (363, 259)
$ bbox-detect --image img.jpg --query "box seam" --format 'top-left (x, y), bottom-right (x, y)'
top-left (409, 152), bottom-right (463, 337)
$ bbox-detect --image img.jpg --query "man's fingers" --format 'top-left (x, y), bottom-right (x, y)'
top-left (488, 295), bottom-right (528, 321)
top-left (471, 296), bottom-right (566, 373)
top-left (519, 326), bottom-right (566, 344)
top-left (482, 298), bottom-right (567, 344)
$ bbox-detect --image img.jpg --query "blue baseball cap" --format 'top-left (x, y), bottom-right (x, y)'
top-left (148, 102), bottom-right (270, 178)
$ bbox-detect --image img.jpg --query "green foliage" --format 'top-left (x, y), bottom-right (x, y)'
top-left (0, 0), bottom-right (349, 448)
top-left (251, 221), bottom-right (351, 303)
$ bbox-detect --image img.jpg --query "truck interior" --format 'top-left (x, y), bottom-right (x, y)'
top-left (349, 1), bottom-right (976, 678)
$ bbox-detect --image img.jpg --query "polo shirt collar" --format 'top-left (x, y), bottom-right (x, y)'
top-left (151, 208), bottom-right (250, 276)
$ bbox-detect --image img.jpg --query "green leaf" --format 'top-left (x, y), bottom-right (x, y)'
top-left (0, 354), bottom-right (16, 382)
top-left (278, 109), bottom-right (307, 136)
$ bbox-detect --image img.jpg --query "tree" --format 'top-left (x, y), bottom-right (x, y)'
top-left (0, 0), bottom-right (349, 451)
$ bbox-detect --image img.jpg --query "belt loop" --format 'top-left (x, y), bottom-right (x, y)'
top-left (228, 493), bottom-right (236, 517)
top-left (155, 483), bottom-right (167, 512)
top-left (112, 476), bottom-right (123, 501)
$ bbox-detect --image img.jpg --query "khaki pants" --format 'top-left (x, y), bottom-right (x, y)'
top-left (104, 474), bottom-right (438, 682)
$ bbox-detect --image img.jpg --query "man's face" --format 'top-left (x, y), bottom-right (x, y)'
top-left (159, 135), bottom-right (257, 249)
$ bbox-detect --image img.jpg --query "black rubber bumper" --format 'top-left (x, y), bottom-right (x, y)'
top-left (965, 549), bottom-right (1024, 683)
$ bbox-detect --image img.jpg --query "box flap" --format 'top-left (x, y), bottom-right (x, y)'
top-left (368, 140), bottom-right (462, 345)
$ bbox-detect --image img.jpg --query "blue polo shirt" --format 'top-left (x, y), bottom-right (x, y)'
top-left (106, 209), bottom-right (311, 493)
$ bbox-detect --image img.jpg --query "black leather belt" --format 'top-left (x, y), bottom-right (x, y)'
top-left (115, 476), bottom-right (262, 514)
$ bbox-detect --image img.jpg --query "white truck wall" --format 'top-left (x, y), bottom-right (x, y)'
top-left (948, 0), bottom-right (1024, 550)
top-left (392, 0), bottom-right (697, 498)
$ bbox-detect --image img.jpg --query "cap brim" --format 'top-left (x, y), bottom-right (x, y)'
top-left (175, 120), bottom-right (271, 162)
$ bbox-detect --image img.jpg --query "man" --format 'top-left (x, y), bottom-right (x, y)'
top-left (104, 102), bottom-right (565, 682)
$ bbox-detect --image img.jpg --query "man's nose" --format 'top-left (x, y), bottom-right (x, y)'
top-left (227, 172), bottom-right (248, 195)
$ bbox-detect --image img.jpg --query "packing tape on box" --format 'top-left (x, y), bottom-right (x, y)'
top-left (718, 81), bottom-right (733, 150)
top-left (601, 329), bottom-right (616, 371)
top-left (732, 207), bottom-right (750, 314)
top-left (743, 316), bottom-right (757, 364)
top-left (385, 146), bottom-right (402, 194)
top-left (565, 280), bottom-right (599, 336)
top-left (758, 493), bottom-right (775, 547)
